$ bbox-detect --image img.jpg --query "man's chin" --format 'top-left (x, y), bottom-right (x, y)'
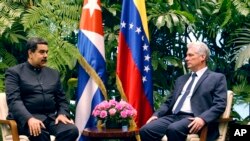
top-left (40, 62), bottom-right (47, 67)
top-left (186, 65), bottom-right (191, 69)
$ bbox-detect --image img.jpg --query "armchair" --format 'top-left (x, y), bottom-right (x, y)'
top-left (0, 93), bottom-right (55, 141)
top-left (162, 90), bottom-right (234, 141)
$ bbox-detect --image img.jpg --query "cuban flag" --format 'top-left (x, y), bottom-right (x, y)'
top-left (116, 0), bottom-right (154, 128)
top-left (75, 0), bottom-right (107, 140)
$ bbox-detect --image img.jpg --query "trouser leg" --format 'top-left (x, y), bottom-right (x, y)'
top-left (139, 114), bottom-right (193, 141)
top-left (29, 129), bottom-right (51, 141)
top-left (139, 116), bottom-right (174, 141)
top-left (47, 119), bottom-right (79, 141)
top-left (18, 125), bottom-right (51, 141)
top-left (166, 117), bottom-right (191, 141)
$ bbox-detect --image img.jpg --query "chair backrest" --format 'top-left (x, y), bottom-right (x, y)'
top-left (0, 93), bottom-right (11, 140)
top-left (216, 90), bottom-right (234, 141)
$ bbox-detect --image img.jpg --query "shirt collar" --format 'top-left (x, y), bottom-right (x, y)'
top-left (192, 67), bottom-right (207, 78)
top-left (25, 61), bottom-right (41, 72)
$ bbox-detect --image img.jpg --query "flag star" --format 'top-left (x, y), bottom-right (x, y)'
top-left (142, 35), bottom-right (144, 41)
top-left (142, 76), bottom-right (147, 82)
top-left (144, 66), bottom-right (150, 72)
top-left (83, 0), bottom-right (101, 17)
top-left (135, 27), bottom-right (142, 34)
top-left (144, 55), bottom-right (150, 61)
top-left (143, 44), bottom-right (148, 51)
top-left (129, 23), bottom-right (134, 29)
top-left (121, 21), bottom-right (126, 28)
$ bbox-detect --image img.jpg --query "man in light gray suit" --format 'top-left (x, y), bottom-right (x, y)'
top-left (139, 41), bottom-right (227, 141)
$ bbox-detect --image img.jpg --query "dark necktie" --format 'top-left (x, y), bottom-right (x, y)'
top-left (173, 73), bottom-right (197, 114)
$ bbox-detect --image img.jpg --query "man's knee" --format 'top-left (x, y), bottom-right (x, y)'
top-left (67, 125), bottom-right (79, 138)
top-left (167, 123), bottom-right (189, 136)
top-left (56, 125), bottom-right (79, 140)
top-left (139, 124), bottom-right (151, 136)
top-left (140, 124), bottom-right (165, 141)
top-left (166, 123), bottom-right (179, 133)
top-left (139, 125), bottom-right (151, 139)
top-left (64, 125), bottom-right (79, 138)
top-left (29, 130), bottom-right (50, 141)
top-left (139, 125), bottom-right (146, 133)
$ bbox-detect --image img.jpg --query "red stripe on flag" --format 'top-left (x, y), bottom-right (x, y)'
top-left (117, 33), bottom-right (153, 127)
top-left (80, 0), bottom-right (103, 35)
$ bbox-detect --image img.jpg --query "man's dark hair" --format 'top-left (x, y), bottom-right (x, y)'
top-left (26, 37), bottom-right (48, 52)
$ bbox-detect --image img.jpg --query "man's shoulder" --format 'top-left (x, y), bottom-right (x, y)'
top-left (43, 66), bottom-right (59, 74)
top-left (206, 70), bottom-right (225, 77)
top-left (176, 73), bottom-right (190, 81)
top-left (6, 62), bottom-right (26, 72)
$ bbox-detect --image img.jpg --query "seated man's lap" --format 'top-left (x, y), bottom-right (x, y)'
top-left (140, 115), bottom-right (192, 139)
top-left (18, 117), bottom-right (78, 140)
top-left (45, 117), bottom-right (78, 136)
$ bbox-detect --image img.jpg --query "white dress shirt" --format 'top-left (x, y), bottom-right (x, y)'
top-left (172, 67), bottom-right (207, 113)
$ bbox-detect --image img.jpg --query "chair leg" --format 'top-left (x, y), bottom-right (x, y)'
top-left (199, 126), bottom-right (208, 141)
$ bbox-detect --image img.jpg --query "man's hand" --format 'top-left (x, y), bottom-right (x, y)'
top-left (55, 114), bottom-right (74, 124)
top-left (188, 117), bottom-right (205, 134)
top-left (146, 116), bottom-right (158, 124)
top-left (28, 117), bottom-right (45, 136)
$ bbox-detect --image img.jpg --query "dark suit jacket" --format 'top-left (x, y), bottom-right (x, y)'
top-left (5, 62), bottom-right (70, 128)
top-left (153, 69), bottom-right (227, 141)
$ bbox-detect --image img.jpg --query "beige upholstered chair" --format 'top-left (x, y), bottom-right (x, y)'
top-left (162, 90), bottom-right (234, 141)
top-left (0, 93), bottom-right (55, 141)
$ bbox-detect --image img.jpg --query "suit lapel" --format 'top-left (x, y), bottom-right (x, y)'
top-left (192, 69), bottom-right (210, 96)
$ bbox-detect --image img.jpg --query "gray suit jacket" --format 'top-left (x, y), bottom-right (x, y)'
top-left (153, 69), bottom-right (227, 141)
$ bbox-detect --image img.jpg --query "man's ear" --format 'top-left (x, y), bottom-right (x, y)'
top-left (28, 49), bottom-right (32, 58)
top-left (201, 54), bottom-right (206, 61)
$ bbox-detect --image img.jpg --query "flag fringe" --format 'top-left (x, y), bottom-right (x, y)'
top-left (116, 74), bottom-right (127, 101)
top-left (78, 56), bottom-right (108, 100)
top-left (116, 74), bottom-right (138, 130)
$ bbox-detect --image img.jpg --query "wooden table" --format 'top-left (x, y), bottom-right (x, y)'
top-left (82, 127), bottom-right (139, 141)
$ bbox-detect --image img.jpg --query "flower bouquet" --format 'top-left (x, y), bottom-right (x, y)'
top-left (92, 99), bottom-right (137, 128)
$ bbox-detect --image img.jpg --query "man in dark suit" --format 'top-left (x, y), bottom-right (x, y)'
top-left (5, 37), bottom-right (79, 141)
top-left (139, 41), bottom-right (227, 141)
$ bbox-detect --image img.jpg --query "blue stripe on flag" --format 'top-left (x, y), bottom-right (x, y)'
top-left (120, 0), bottom-right (153, 106)
top-left (75, 26), bottom-right (106, 141)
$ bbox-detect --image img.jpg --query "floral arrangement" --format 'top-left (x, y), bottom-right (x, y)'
top-left (92, 99), bottom-right (137, 127)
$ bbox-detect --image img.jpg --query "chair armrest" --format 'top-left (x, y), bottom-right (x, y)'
top-left (0, 119), bottom-right (20, 141)
top-left (199, 118), bottom-right (232, 141)
top-left (218, 118), bottom-right (232, 122)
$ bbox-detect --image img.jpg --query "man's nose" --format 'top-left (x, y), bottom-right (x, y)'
top-left (44, 52), bottom-right (48, 57)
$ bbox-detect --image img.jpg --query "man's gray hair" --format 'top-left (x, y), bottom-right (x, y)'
top-left (187, 41), bottom-right (211, 60)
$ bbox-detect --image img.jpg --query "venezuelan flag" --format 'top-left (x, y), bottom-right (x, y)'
top-left (116, 0), bottom-right (154, 128)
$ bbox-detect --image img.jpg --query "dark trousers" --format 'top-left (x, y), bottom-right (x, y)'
top-left (139, 114), bottom-right (194, 141)
top-left (19, 117), bottom-right (79, 141)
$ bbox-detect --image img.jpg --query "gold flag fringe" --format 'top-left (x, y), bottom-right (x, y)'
top-left (78, 56), bottom-right (108, 100)
top-left (116, 74), bottom-right (141, 141)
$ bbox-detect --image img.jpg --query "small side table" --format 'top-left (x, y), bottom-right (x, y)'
top-left (82, 127), bottom-right (139, 141)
